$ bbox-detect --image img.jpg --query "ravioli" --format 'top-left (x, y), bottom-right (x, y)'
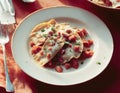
top-left (54, 23), bottom-right (83, 63)
top-left (30, 19), bottom-right (57, 45)
top-left (34, 36), bottom-right (65, 66)
top-left (29, 19), bottom-right (85, 66)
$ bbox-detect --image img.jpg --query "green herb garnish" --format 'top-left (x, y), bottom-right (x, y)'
top-left (54, 34), bottom-right (58, 37)
top-left (65, 41), bottom-right (70, 45)
top-left (41, 29), bottom-right (45, 32)
top-left (43, 34), bottom-right (47, 37)
top-left (70, 49), bottom-right (72, 52)
top-left (51, 27), bottom-right (55, 32)
top-left (81, 62), bottom-right (84, 64)
top-left (97, 62), bottom-right (101, 65)
top-left (44, 47), bottom-right (47, 50)
top-left (75, 40), bottom-right (80, 45)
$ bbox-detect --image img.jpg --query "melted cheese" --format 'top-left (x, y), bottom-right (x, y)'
top-left (30, 19), bottom-right (84, 66)
top-left (54, 23), bottom-right (83, 63)
top-left (34, 35), bottom-right (65, 66)
top-left (61, 33), bottom-right (83, 63)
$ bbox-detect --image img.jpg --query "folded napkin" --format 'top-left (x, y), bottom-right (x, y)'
top-left (0, 0), bottom-right (15, 24)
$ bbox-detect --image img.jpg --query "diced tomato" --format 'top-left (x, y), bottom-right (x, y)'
top-left (31, 45), bottom-right (41, 54)
top-left (82, 28), bottom-right (88, 36)
top-left (83, 39), bottom-right (93, 47)
top-left (68, 35), bottom-right (76, 42)
top-left (80, 50), bottom-right (94, 60)
top-left (77, 28), bottom-right (88, 38)
top-left (68, 44), bottom-right (72, 47)
top-left (64, 63), bottom-right (71, 69)
top-left (85, 50), bottom-right (94, 58)
top-left (47, 53), bottom-right (51, 59)
top-left (77, 30), bottom-right (84, 38)
top-left (57, 32), bottom-right (61, 39)
top-left (30, 41), bottom-right (35, 47)
top-left (55, 66), bottom-right (63, 73)
top-left (44, 61), bottom-right (56, 68)
top-left (58, 32), bottom-right (61, 36)
top-left (70, 58), bottom-right (79, 69)
top-left (48, 47), bottom-right (52, 51)
top-left (48, 31), bottom-right (53, 36)
top-left (40, 51), bottom-right (44, 56)
top-left (58, 57), bottom-right (64, 64)
top-left (62, 33), bottom-right (69, 40)
top-left (103, 0), bottom-right (112, 6)
top-left (73, 45), bottom-right (80, 52)
top-left (66, 29), bottom-right (72, 34)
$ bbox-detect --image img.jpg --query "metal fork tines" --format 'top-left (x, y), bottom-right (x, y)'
top-left (0, 23), bottom-right (14, 92)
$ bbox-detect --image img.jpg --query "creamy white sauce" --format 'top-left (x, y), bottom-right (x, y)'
top-left (54, 23), bottom-right (83, 63)
top-left (37, 26), bottom-right (53, 35)
top-left (34, 36), bottom-right (64, 66)
top-left (39, 39), bottom-right (61, 63)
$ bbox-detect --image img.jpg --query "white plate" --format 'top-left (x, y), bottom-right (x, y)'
top-left (12, 6), bottom-right (113, 85)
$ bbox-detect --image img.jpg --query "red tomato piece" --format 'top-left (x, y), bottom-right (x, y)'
top-left (83, 39), bottom-right (93, 47)
top-left (31, 46), bottom-right (41, 54)
top-left (44, 61), bottom-right (56, 68)
top-left (66, 29), bottom-right (72, 34)
top-left (30, 41), bottom-right (35, 47)
top-left (55, 66), bottom-right (63, 73)
top-left (77, 28), bottom-right (88, 38)
top-left (64, 63), bottom-right (71, 69)
top-left (68, 35), bottom-right (76, 42)
top-left (80, 50), bottom-right (94, 60)
top-left (70, 58), bottom-right (79, 69)
top-left (74, 45), bottom-right (80, 52)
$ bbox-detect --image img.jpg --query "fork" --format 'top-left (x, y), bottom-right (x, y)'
top-left (0, 23), bottom-right (14, 92)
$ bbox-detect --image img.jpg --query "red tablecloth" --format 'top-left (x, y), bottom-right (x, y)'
top-left (0, 0), bottom-right (120, 93)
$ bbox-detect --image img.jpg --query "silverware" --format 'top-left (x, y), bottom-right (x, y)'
top-left (0, 23), bottom-right (14, 92)
top-left (22, 0), bottom-right (35, 3)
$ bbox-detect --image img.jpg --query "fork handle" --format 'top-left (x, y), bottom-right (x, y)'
top-left (1, 44), bottom-right (14, 92)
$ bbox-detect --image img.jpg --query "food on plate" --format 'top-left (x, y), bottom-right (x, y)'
top-left (89, 0), bottom-right (120, 8)
top-left (29, 19), bottom-right (94, 73)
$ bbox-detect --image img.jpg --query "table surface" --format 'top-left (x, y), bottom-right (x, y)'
top-left (0, 0), bottom-right (120, 93)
